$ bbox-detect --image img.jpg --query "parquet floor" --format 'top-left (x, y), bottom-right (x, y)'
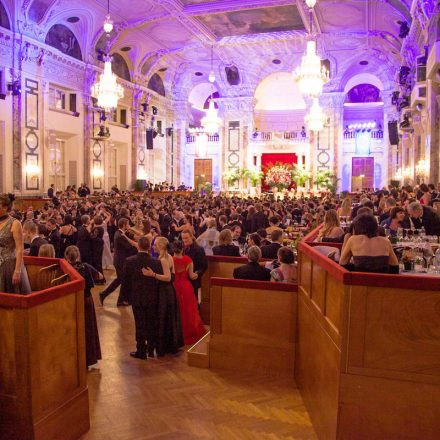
top-left (81, 270), bottom-right (317, 440)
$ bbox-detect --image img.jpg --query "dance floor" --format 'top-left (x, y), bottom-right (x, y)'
top-left (81, 270), bottom-right (317, 440)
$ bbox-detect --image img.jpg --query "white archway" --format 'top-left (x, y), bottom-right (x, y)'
top-left (344, 73), bottom-right (384, 93)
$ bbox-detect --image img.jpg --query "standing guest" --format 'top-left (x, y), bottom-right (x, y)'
top-left (196, 219), bottom-right (219, 256)
top-left (91, 215), bottom-right (105, 279)
top-left (419, 183), bottom-right (432, 206)
top-left (182, 229), bottom-right (207, 303)
top-left (38, 244), bottom-right (55, 258)
top-left (47, 184), bottom-right (54, 199)
top-left (100, 217), bottom-right (138, 306)
top-left (141, 237), bottom-right (183, 356)
top-left (270, 247), bottom-right (297, 283)
top-left (171, 241), bottom-right (206, 345)
top-left (77, 215), bottom-right (94, 266)
top-left (121, 237), bottom-right (162, 360)
top-left (46, 218), bottom-right (61, 258)
top-left (233, 246), bottom-right (271, 281)
top-left (64, 245), bottom-right (102, 368)
top-left (212, 229), bottom-right (240, 256)
top-left (23, 220), bottom-right (48, 256)
top-left (59, 215), bottom-right (77, 259)
top-left (407, 201), bottom-right (440, 235)
top-left (261, 228), bottom-right (283, 259)
top-left (251, 203), bottom-right (268, 232)
top-left (0, 194), bottom-right (31, 294)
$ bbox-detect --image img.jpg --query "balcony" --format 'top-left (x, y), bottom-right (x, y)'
top-left (250, 130), bottom-right (309, 143)
top-left (186, 134), bottom-right (220, 143)
top-left (343, 129), bottom-right (384, 140)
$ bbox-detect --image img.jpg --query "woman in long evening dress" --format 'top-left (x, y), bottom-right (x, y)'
top-left (0, 194), bottom-right (31, 294)
top-left (142, 237), bottom-right (183, 357)
top-left (172, 242), bottom-right (206, 345)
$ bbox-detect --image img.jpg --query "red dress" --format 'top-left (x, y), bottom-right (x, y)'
top-left (173, 255), bottom-right (206, 345)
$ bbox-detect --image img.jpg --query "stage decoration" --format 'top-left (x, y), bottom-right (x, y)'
top-left (294, 0), bottom-right (329, 98)
top-left (91, 54), bottom-right (124, 111)
top-left (305, 98), bottom-right (325, 132)
top-left (265, 163), bottom-right (294, 191)
top-left (201, 100), bottom-right (222, 134)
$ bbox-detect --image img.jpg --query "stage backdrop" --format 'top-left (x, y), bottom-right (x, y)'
top-left (261, 153), bottom-right (298, 191)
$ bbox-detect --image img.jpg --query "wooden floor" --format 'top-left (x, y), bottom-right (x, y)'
top-left (81, 270), bottom-right (317, 440)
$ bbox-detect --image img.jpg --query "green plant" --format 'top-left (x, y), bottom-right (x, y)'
top-left (314, 170), bottom-right (340, 194)
top-left (292, 166), bottom-right (311, 187)
top-left (242, 168), bottom-right (264, 187)
top-left (223, 168), bottom-right (241, 186)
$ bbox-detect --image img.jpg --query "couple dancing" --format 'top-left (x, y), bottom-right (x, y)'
top-left (121, 235), bottom-right (206, 359)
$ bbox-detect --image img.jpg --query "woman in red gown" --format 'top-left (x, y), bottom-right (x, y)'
top-left (172, 241), bottom-right (206, 345)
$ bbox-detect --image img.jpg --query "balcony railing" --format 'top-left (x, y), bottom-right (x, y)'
top-left (343, 129), bottom-right (384, 140)
top-left (251, 130), bottom-right (309, 142)
top-left (186, 134), bottom-right (220, 143)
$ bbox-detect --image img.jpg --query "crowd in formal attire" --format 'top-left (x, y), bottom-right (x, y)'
top-left (1, 181), bottom-right (440, 363)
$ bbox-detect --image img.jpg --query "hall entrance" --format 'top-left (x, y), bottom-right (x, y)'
top-left (194, 159), bottom-right (212, 190)
top-left (352, 157), bottom-right (374, 190)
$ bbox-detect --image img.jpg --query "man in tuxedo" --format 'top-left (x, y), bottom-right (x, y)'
top-left (182, 229), bottom-right (207, 302)
top-left (100, 217), bottom-right (138, 306)
top-left (407, 201), bottom-right (440, 236)
top-left (251, 203), bottom-right (268, 233)
top-left (121, 237), bottom-right (161, 359)
top-left (261, 228), bottom-right (283, 259)
top-left (47, 184), bottom-right (54, 199)
top-left (76, 215), bottom-right (93, 265)
top-left (46, 218), bottom-right (61, 258)
top-left (23, 220), bottom-right (48, 256)
top-left (233, 246), bottom-right (271, 281)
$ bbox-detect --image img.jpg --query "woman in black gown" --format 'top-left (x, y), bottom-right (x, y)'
top-left (142, 236), bottom-right (183, 356)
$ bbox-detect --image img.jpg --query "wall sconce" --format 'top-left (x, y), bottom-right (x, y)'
top-left (415, 159), bottom-right (429, 177)
top-left (92, 167), bottom-right (104, 178)
top-left (403, 166), bottom-right (412, 178)
top-left (25, 163), bottom-right (39, 179)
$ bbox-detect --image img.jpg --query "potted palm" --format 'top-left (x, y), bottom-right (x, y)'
top-left (292, 165), bottom-right (311, 189)
top-left (242, 168), bottom-right (264, 196)
top-left (223, 168), bottom-right (241, 189)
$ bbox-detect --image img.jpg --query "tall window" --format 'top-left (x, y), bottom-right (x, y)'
top-left (49, 140), bottom-right (65, 190)
top-left (49, 87), bottom-right (66, 110)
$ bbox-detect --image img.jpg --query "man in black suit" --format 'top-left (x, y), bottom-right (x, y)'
top-left (76, 215), bottom-right (93, 265)
top-left (100, 217), bottom-right (138, 306)
top-left (121, 237), bottom-right (161, 360)
top-left (182, 229), bottom-right (207, 302)
top-left (46, 218), bottom-right (61, 258)
top-left (261, 228), bottom-right (283, 259)
top-left (407, 201), bottom-right (440, 236)
top-left (233, 246), bottom-right (271, 281)
top-left (23, 220), bottom-right (48, 256)
top-left (251, 203), bottom-right (268, 233)
top-left (47, 184), bottom-right (54, 199)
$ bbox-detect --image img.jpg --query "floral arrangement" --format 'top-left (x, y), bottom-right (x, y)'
top-left (223, 168), bottom-right (241, 186)
top-left (265, 163), bottom-right (294, 191)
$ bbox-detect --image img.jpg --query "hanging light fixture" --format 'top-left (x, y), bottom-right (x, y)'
top-left (294, 0), bottom-right (329, 98)
top-left (201, 100), bottom-right (222, 134)
top-left (103, 0), bottom-right (114, 33)
top-left (91, 54), bottom-right (124, 111)
top-left (305, 98), bottom-right (326, 132)
top-left (208, 45), bottom-right (216, 83)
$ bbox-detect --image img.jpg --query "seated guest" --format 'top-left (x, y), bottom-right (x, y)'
top-left (418, 183), bottom-right (431, 205)
top-left (379, 197), bottom-right (397, 223)
top-left (407, 201), bottom-right (440, 235)
top-left (261, 228), bottom-right (283, 259)
top-left (380, 207), bottom-right (407, 235)
top-left (233, 246), bottom-right (271, 281)
top-left (257, 228), bottom-right (270, 247)
top-left (247, 233), bottom-right (261, 248)
top-left (196, 219), bottom-right (219, 256)
top-left (316, 209), bottom-right (344, 242)
top-left (38, 244), bottom-right (55, 258)
top-left (23, 220), bottom-right (48, 256)
top-left (270, 247), bottom-right (297, 283)
top-left (337, 197), bottom-right (351, 219)
top-left (231, 225), bottom-right (246, 247)
top-left (340, 214), bottom-right (398, 273)
top-left (212, 229), bottom-right (240, 256)
top-left (266, 215), bottom-right (281, 235)
top-left (64, 245), bottom-right (102, 368)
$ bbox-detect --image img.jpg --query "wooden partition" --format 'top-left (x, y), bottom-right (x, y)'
top-left (200, 255), bottom-right (273, 323)
top-left (297, 239), bottom-right (440, 440)
top-left (209, 277), bottom-right (298, 374)
top-left (0, 257), bottom-right (89, 440)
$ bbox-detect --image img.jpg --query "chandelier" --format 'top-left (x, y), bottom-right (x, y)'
top-left (305, 98), bottom-right (326, 132)
top-left (201, 100), bottom-right (222, 134)
top-left (91, 55), bottom-right (124, 111)
top-left (190, 128), bottom-right (209, 158)
top-left (294, 1), bottom-right (329, 98)
top-left (103, 0), bottom-right (113, 33)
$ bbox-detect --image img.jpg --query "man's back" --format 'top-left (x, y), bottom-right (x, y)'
top-left (233, 262), bottom-right (271, 281)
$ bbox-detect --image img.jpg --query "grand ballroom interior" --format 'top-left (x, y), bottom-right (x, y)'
top-left (1, 1), bottom-right (440, 440)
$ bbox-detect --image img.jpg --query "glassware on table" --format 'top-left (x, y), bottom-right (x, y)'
top-left (397, 227), bottom-right (403, 242)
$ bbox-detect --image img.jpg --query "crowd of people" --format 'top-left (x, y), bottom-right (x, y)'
top-left (1, 180), bottom-right (440, 366)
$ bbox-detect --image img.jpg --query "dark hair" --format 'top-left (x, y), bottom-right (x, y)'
top-left (138, 236), bottom-right (150, 251)
top-left (389, 207), bottom-right (405, 219)
top-left (0, 193), bottom-right (14, 211)
top-left (118, 217), bottom-right (129, 229)
top-left (269, 215), bottom-right (279, 225)
top-left (362, 200), bottom-right (375, 211)
top-left (278, 246), bottom-right (295, 264)
top-left (47, 217), bottom-right (57, 226)
top-left (270, 228), bottom-right (283, 242)
top-left (63, 215), bottom-right (73, 225)
top-left (248, 233), bottom-right (261, 247)
top-left (420, 183), bottom-right (429, 193)
top-left (38, 224), bottom-right (47, 235)
top-left (353, 214), bottom-right (378, 238)
top-left (172, 241), bottom-right (184, 254)
top-left (257, 228), bottom-right (267, 238)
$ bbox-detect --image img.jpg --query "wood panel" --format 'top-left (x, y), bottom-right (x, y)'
top-left (311, 263), bottom-right (326, 313)
top-left (295, 292), bottom-right (340, 440)
top-left (299, 252), bottom-right (312, 297)
top-left (209, 281), bottom-right (297, 374)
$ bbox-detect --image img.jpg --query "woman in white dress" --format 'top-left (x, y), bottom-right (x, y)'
top-left (99, 208), bottom-right (113, 269)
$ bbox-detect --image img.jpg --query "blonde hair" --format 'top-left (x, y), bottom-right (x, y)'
top-left (64, 245), bottom-right (81, 264)
top-left (155, 236), bottom-right (169, 258)
top-left (38, 244), bottom-right (55, 258)
top-left (338, 198), bottom-right (351, 216)
top-left (319, 209), bottom-right (340, 239)
top-left (218, 228), bottom-right (233, 245)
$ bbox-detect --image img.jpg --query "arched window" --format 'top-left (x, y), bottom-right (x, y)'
top-left (225, 66), bottom-right (240, 86)
top-left (45, 24), bottom-right (82, 61)
top-left (147, 73), bottom-right (166, 97)
top-left (0, 1), bottom-right (10, 29)
top-left (111, 53), bottom-right (131, 81)
top-left (346, 84), bottom-right (381, 103)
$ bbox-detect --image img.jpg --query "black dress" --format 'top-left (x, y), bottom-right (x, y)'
top-left (91, 226), bottom-right (104, 274)
top-left (156, 273), bottom-right (184, 356)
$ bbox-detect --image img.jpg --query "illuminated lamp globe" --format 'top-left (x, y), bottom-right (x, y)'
top-left (103, 14), bottom-right (114, 33)
top-left (208, 71), bottom-right (216, 83)
top-left (305, 0), bottom-right (317, 8)
top-left (305, 98), bottom-right (325, 132)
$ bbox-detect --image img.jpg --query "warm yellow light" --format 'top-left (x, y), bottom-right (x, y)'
top-left (92, 167), bottom-right (104, 178)
top-left (25, 163), bottom-right (39, 178)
